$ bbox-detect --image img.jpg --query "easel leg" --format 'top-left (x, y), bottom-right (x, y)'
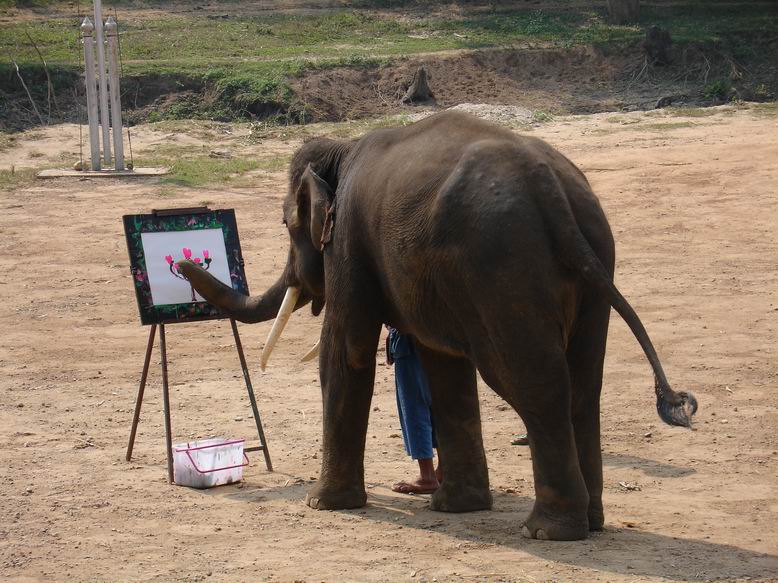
top-left (160, 323), bottom-right (174, 483)
top-left (231, 319), bottom-right (273, 471)
top-left (126, 324), bottom-right (157, 462)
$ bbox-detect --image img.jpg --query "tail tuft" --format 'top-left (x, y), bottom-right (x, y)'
top-left (656, 387), bottom-right (698, 427)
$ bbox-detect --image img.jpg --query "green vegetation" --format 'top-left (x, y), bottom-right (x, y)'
top-left (703, 79), bottom-right (734, 101)
top-left (665, 107), bottom-right (720, 118)
top-left (606, 115), bottom-right (643, 124)
top-left (532, 110), bottom-right (554, 123)
top-left (0, 167), bottom-right (37, 190)
top-left (751, 102), bottom-right (778, 118)
top-left (1, 1), bottom-right (776, 123)
top-left (247, 113), bottom-right (415, 142)
top-left (639, 121), bottom-right (697, 131)
top-left (132, 153), bottom-right (292, 188)
top-left (5, 3), bottom-right (775, 66)
top-left (0, 133), bottom-right (17, 151)
top-left (589, 117), bottom-right (702, 136)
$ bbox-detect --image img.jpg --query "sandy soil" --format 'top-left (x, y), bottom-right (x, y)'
top-left (1, 105), bottom-right (777, 582)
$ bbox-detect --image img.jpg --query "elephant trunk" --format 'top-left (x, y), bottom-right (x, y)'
top-left (177, 260), bottom-right (292, 324)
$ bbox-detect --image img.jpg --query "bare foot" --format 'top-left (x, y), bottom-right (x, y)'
top-left (391, 477), bottom-right (439, 495)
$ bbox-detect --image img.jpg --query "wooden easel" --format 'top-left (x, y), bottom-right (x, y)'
top-left (125, 319), bottom-right (273, 483)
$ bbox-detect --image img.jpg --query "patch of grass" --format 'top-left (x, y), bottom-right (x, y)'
top-left (0, 133), bottom-right (17, 152)
top-left (638, 121), bottom-right (697, 131)
top-left (606, 115), bottom-right (642, 124)
top-left (162, 157), bottom-right (263, 187)
top-left (532, 110), bottom-right (554, 123)
top-left (155, 185), bottom-right (179, 198)
top-left (640, 2), bottom-right (778, 46)
top-left (8, 5), bottom-right (775, 73)
top-left (438, 9), bottom-right (640, 49)
top-left (146, 120), bottom-right (235, 141)
top-left (248, 113), bottom-right (415, 142)
top-left (132, 152), bottom-right (291, 188)
top-left (253, 154), bottom-right (292, 173)
top-left (587, 119), bottom-right (698, 135)
top-left (0, 0), bottom-right (64, 8)
top-left (751, 102), bottom-right (778, 118)
top-left (325, 113), bottom-right (415, 138)
top-left (665, 107), bottom-right (719, 118)
top-left (0, 167), bottom-right (37, 191)
top-left (143, 143), bottom-right (208, 159)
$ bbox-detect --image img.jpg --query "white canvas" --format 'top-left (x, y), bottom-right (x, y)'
top-left (141, 229), bottom-right (232, 306)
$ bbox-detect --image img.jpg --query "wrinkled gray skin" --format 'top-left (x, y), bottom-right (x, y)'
top-left (179, 111), bottom-right (697, 541)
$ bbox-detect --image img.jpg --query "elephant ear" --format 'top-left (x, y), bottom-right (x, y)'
top-left (300, 163), bottom-right (335, 251)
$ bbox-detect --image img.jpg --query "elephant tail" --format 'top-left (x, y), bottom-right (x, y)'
top-left (531, 162), bottom-right (698, 428)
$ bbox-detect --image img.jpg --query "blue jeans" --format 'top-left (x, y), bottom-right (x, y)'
top-left (389, 329), bottom-right (437, 460)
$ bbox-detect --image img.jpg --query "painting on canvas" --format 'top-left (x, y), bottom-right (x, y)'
top-left (123, 209), bottom-right (249, 325)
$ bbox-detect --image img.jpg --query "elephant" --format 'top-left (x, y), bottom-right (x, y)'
top-left (178, 110), bottom-right (698, 541)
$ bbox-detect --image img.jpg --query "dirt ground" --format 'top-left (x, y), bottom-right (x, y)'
top-left (1, 104), bottom-right (777, 582)
top-left (291, 46), bottom-right (697, 122)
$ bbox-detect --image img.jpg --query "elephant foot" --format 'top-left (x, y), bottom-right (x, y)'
top-left (305, 484), bottom-right (367, 510)
top-left (430, 481), bottom-right (492, 513)
top-left (521, 503), bottom-right (589, 541)
top-left (588, 500), bottom-right (604, 531)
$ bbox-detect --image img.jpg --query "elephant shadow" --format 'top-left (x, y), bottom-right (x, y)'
top-left (213, 482), bottom-right (776, 581)
top-left (359, 490), bottom-right (776, 581)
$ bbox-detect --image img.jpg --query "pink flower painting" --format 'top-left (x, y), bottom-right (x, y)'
top-left (165, 248), bottom-right (214, 302)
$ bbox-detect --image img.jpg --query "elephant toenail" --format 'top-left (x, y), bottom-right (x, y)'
top-left (536, 529), bottom-right (549, 540)
top-left (521, 525), bottom-right (533, 539)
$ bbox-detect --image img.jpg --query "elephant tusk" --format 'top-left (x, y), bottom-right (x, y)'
top-left (260, 286), bottom-right (301, 371)
top-left (300, 340), bottom-right (320, 363)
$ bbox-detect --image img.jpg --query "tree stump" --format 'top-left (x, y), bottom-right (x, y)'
top-left (644, 26), bottom-right (672, 66)
top-left (607, 0), bottom-right (640, 25)
top-left (401, 67), bottom-right (435, 104)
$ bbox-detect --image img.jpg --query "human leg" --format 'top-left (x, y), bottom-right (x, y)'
top-left (391, 340), bottom-right (439, 494)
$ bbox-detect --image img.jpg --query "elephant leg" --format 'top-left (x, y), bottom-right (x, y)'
top-left (416, 347), bottom-right (492, 513)
top-left (305, 309), bottom-right (381, 511)
top-left (476, 331), bottom-right (590, 540)
top-left (567, 296), bottom-right (611, 531)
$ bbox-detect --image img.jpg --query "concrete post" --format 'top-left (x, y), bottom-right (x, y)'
top-left (81, 17), bottom-right (100, 171)
top-left (93, 0), bottom-right (112, 164)
top-left (105, 16), bottom-right (124, 170)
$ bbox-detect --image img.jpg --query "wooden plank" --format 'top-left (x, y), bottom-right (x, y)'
top-left (37, 167), bottom-right (169, 178)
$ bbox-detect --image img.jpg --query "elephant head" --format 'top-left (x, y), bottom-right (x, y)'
top-left (177, 137), bottom-right (352, 367)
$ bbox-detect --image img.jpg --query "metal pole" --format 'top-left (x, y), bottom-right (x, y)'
top-left (126, 324), bottom-right (157, 462)
top-left (93, 0), bottom-right (111, 165)
top-left (159, 324), bottom-right (174, 484)
top-left (105, 16), bottom-right (125, 170)
top-left (80, 17), bottom-right (100, 171)
top-left (231, 319), bottom-right (273, 471)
